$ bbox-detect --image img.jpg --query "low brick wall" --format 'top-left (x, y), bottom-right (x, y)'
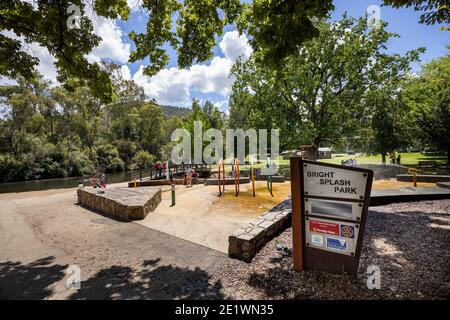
top-left (77, 187), bottom-right (162, 222)
top-left (254, 175), bottom-right (286, 182)
top-left (228, 199), bottom-right (292, 262)
top-left (437, 182), bottom-right (450, 189)
top-left (204, 177), bottom-right (250, 186)
top-left (397, 174), bottom-right (450, 183)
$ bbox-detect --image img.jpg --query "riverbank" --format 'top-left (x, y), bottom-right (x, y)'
top-left (0, 170), bottom-right (146, 194)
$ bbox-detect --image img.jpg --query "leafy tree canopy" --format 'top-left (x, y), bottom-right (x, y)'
top-left (229, 15), bottom-right (424, 152)
top-left (403, 52), bottom-right (450, 161)
top-left (1, 0), bottom-right (335, 102)
top-left (382, 0), bottom-right (450, 25)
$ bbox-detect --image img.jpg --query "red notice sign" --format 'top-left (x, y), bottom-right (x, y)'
top-left (309, 220), bottom-right (339, 236)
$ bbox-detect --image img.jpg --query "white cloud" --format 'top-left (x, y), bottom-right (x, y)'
top-left (120, 65), bottom-right (132, 81)
top-left (0, 77), bottom-right (17, 86)
top-left (127, 0), bottom-right (142, 12)
top-left (90, 18), bottom-right (130, 63)
top-left (1, 30), bottom-right (58, 84)
top-left (133, 31), bottom-right (252, 108)
top-left (219, 31), bottom-right (252, 62)
top-left (2, 6), bottom-right (130, 84)
top-left (213, 100), bottom-right (230, 114)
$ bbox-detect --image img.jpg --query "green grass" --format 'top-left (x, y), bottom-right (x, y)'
top-left (209, 152), bottom-right (447, 174)
top-left (319, 152), bottom-right (447, 166)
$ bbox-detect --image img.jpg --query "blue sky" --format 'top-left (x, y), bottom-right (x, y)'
top-left (121, 0), bottom-right (448, 110)
top-left (122, 0), bottom-right (449, 74)
top-left (332, 0), bottom-right (449, 70)
top-left (4, 1), bottom-right (448, 111)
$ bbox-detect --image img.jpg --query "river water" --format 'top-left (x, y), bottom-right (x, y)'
top-left (0, 171), bottom-right (147, 194)
top-left (0, 164), bottom-right (416, 194)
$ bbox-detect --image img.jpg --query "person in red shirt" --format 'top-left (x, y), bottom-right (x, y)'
top-left (153, 162), bottom-right (160, 179)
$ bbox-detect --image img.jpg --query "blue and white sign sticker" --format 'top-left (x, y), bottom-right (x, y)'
top-left (326, 236), bottom-right (348, 252)
top-left (306, 217), bottom-right (359, 256)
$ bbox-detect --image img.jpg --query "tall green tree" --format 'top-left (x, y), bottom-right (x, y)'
top-left (229, 15), bottom-right (424, 155)
top-left (137, 102), bottom-right (166, 157)
top-left (382, 0), bottom-right (450, 25)
top-left (368, 85), bottom-right (412, 164)
top-left (0, 0), bottom-right (129, 102)
top-left (404, 53), bottom-right (450, 162)
top-left (180, 99), bottom-right (224, 161)
top-left (1, 0), bottom-right (335, 101)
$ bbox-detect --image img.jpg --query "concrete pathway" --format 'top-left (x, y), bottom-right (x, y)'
top-left (135, 184), bottom-right (263, 253)
top-left (0, 187), bottom-right (229, 299)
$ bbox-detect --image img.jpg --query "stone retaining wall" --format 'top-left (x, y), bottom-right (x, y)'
top-left (77, 187), bottom-right (162, 221)
top-left (228, 199), bottom-right (292, 262)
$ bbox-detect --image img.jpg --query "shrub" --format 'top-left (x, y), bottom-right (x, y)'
top-left (133, 150), bottom-right (155, 169)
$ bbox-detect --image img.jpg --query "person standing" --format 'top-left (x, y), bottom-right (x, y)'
top-left (99, 173), bottom-right (108, 188)
top-left (162, 161), bottom-right (167, 178)
top-left (389, 151), bottom-right (395, 164)
top-left (186, 169), bottom-right (193, 188)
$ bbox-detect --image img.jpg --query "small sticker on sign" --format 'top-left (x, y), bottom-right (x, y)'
top-left (309, 220), bottom-right (340, 236)
top-left (340, 224), bottom-right (355, 239)
top-left (311, 233), bottom-right (324, 247)
top-left (326, 236), bottom-right (348, 252)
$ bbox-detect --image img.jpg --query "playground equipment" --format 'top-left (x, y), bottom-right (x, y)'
top-left (250, 157), bottom-right (256, 197)
top-left (408, 167), bottom-right (418, 187)
top-left (266, 157), bottom-right (274, 197)
top-left (218, 158), bottom-right (242, 196)
top-left (234, 158), bottom-right (240, 196)
top-left (218, 159), bottom-right (226, 196)
top-left (216, 157), bottom-right (275, 197)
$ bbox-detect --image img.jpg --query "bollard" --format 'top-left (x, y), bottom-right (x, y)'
top-left (171, 184), bottom-right (176, 206)
top-left (267, 157), bottom-right (273, 196)
top-left (408, 168), bottom-right (418, 187)
top-left (134, 179), bottom-right (137, 189)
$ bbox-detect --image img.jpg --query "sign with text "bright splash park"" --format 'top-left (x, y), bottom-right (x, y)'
top-left (290, 158), bottom-right (373, 275)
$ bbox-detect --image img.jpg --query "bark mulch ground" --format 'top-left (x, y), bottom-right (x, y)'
top-left (214, 200), bottom-right (450, 300)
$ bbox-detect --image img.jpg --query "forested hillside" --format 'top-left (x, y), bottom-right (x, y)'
top-left (0, 63), bottom-right (223, 182)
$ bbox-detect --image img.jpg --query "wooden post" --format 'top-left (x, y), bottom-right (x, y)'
top-left (290, 156), bottom-right (303, 272)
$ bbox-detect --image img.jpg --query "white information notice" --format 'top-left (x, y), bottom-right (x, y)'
top-left (303, 162), bottom-right (368, 200)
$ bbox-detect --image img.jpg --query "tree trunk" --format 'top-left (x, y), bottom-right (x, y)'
top-left (447, 145), bottom-right (450, 165)
top-left (310, 137), bottom-right (320, 161)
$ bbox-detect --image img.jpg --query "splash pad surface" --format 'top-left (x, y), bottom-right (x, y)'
top-left (135, 181), bottom-right (291, 252)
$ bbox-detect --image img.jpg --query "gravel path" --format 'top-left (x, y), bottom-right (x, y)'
top-left (214, 200), bottom-right (450, 299)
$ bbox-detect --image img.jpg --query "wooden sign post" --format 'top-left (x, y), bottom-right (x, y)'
top-left (290, 156), bottom-right (303, 271)
top-left (290, 157), bottom-right (373, 275)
